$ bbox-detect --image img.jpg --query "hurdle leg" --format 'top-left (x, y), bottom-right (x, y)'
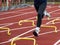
top-left (41, 25), bottom-right (57, 32)
top-left (19, 20), bottom-right (35, 26)
top-left (0, 27), bottom-right (11, 35)
top-left (51, 18), bottom-right (60, 24)
top-left (11, 37), bottom-right (36, 45)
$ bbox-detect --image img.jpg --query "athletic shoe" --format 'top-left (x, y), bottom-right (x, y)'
top-left (33, 31), bottom-right (38, 37)
top-left (44, 11), bottom-right (51, 18)
top-left (33, 29), bottom-right (40, 37)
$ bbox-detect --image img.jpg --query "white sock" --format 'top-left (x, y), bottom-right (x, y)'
top-left (35, 27), bottom-right (40, 34)
top-left (44, 10), bottom-right (47, 16)
top-left (44, 10), bottom-right (50, 17)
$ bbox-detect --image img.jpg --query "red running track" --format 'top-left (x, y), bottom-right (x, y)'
top-left (0, 5), bottom-right (60, 45)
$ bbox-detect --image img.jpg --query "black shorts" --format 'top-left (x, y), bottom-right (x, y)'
top-left (34, 0), bottom-right (47, 12)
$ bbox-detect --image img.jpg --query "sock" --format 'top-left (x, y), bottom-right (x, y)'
top-left (35, 27), bottom-right (40, 34)
top-left (44, 11), bottom-right (50, 17)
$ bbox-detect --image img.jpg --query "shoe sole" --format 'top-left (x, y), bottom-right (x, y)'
top-left (33, 31), bottom-right (38, 37)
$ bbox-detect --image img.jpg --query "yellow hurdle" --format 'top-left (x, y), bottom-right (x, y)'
top-left (18, 17), bottom-right (59, 33)
top-left (51, 17), bottom-right (60, 24)
top-left (11, 37), bottom-right (36, 45)
top-left (41, 25), bottom-right (57, 32)
top-left (19, 20), bottom-right (35, 26)
top-left (0, 27), bottom-right (11, 35)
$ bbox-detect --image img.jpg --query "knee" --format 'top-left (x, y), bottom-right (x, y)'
top-left (38, 14), bottom-right (42, 19)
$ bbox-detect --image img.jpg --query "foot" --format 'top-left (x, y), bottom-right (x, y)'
top-left (46, 13), bottom-right (51, 20)
top-left (33, 28), bottom-right (40, 37)
top-left (46, 13), bottom-right (51, 18)
top-left (44, 11), bottom-right (51, 18)
top-left (33, 31), bottom-right (38, 37)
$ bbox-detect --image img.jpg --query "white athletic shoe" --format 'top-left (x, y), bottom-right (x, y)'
top-left (44, 10), bottom-right (51, 18)
top-left (33, 28), bottom-right (40, 37)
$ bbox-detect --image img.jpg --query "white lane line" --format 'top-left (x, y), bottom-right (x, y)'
top-left (52, 13), bottom-right (60, 14)
top-left (0, 16), bottom-right (37, 33)
top-left (0, 18), bottom-right (60, 33)
top-left (0, 8), bottom-right (60, 21)
top-left (0, 16), bottom-right (36, 27)
top-left (0, 5), bottom-right (56, 15)
top-left (1, 23), bottom-right (18, 28)
top-left (0, 22), bottom-right (18, 25)
top-left (0, 8), bottom-right (60, 32)
top-left (0, 11), bottom-right (35, 20)
top-left (0, 7), bottom-right (60, 20)
top-left (0, 16), bottom-right (60, 25)
top-left (10, 17), bottom-right (59, 39)
top-left (46, 17), bottom-right (60, 25)
top-left (0, 8), bottom-right (33, 15)
top-left (0, 26), bottom-right (34, 33)
top-left (0, 20), bottom-right (60, 33)
top-left (0, 29), bottom-right (60, 44)
top-left (26, 29), bottom-right (60, 38)
top-left (0, 28), bottom-right (35, 44)
top-left (0, 15), bottom-right (59, 31)
top-left (0, 8), bottom-right (60, 27)
top-left (46, 22), bottom-right (60, 25)
top-left (0, 16), bottom-right (36, 25)
top-left (49, 9), bottom-right (60, 13)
